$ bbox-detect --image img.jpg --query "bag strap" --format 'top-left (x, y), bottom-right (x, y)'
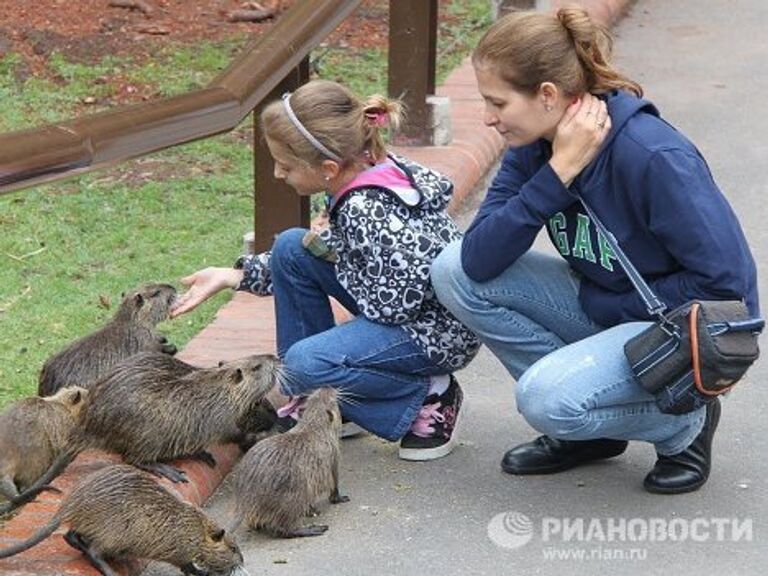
top-left (577, 199), bottom-right (668, 319)
top-left (577, 196), bottom-right (763, 332)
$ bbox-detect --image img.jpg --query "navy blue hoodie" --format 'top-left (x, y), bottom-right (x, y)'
top-left (461, 91), bottom-right (759, 327)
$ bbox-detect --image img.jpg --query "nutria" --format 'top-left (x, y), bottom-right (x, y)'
top-left (0, 464), bottom-right (250, 576)
top-left (38, 283), bottom-right (178, 397)
top-left (230, 387), bottom-right (349, 538)
top-left (138, 354), bottom-right (277, 450)
top-left (0, 352), bottom-right (280, 515)
top-left (80, 351), bottom-right (277, 451)
top-left (94, 352), bottom-right (276, 449)
top-left (0, 386), bottom-right (88, 503)
top-left (78, 352), bottom-right (280, 470)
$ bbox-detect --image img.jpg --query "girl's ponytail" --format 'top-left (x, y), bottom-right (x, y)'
top-left (362, 95), bottom-right (405, 162)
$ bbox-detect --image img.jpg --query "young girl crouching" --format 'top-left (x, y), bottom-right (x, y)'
top-left (173, 79), bottom-right (479, 461)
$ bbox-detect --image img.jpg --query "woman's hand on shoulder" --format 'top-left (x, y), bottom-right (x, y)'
top-left (170, 267), bottom-right (244, 318)
top-left (549, 93), bottom-right (612, 187)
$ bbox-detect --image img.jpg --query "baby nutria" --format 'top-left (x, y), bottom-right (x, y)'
top-left (230, 387), bottom-right (349, 538)
top-left (0, 464), bottom-right (250, 576)
top-left (38, 283), bottom-right (178, 397)
top-left (0, 386), bottom-right (88, 503)
top-left (1, 352), bottom-right (280, 515)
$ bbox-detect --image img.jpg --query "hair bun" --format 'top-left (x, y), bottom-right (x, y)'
top-left (556, 6), bottom-right (594, 47)
top-left (364, 107), bottom-right (390, 127)
top-left (362, 95), bottom-right (403, 132)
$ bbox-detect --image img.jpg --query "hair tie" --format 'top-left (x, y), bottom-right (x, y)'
top-left (282, 92), bottom-right (342, 162)
top-left (365, 109), bottom-right (390, 128)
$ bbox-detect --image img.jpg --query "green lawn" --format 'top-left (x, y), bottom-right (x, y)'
top-left (0, 1), bottom-right (492, 407)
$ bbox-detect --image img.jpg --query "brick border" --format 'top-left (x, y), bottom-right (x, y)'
top-left (0, 1), bottom-right (634, 573)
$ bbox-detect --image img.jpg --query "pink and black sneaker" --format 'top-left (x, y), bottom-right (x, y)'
top-left (399, 376), bottom-right (463, 461)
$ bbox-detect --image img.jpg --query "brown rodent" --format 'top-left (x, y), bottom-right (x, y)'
top-left (80, 352), bottom-right (279, 468)
top-left (230, 387), bottom-right (349, 538)
top-left (0, 464), bottom-right (250, 576)
top-left (0, 352), bottom-right (280, 515)
top-left (116, 354), bottom-right (276, 451)
top-left (0, 386), bottom-right (88, 502)
top-left (38, 283), bottom-right (178, 397)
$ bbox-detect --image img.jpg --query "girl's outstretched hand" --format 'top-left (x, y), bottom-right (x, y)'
top-left (170, 267), bottom-right (244, 317)
top-left (549, 93), bottom-right (612, 187)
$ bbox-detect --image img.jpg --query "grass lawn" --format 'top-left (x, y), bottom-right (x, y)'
top-left (0, 1), bottom-right (492, 407)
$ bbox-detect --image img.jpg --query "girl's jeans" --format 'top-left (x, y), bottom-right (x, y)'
top-left (431, 241), bottom-right (705, 456)
top-left (270, 228), bottom-right (445, 441)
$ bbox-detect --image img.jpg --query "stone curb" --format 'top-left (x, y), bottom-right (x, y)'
top-left (0, 1), bottom-right (635, 573)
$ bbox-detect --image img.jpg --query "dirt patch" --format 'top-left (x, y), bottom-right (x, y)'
top-left (0, 1), bottom-right (392, 75)
top-left (1, 1), bottom-right (279, 67)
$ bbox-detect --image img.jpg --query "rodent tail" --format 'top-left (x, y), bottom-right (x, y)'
top-left (0, 451), bottom-right (75, 516)
top-left (0, 513), bottom-right (62, 557)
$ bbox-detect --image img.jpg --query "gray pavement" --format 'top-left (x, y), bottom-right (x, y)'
top-left (151, 2), bottom-right (767, 574)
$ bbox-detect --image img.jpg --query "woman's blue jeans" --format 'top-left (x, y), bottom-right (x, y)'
top-left (431, 241), bottom-right (705, 456)
top-left (270, 228), bottom-right (445, 441)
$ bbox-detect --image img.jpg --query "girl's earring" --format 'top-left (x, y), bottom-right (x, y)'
top-left (545, 104), bottom-right (553, 112)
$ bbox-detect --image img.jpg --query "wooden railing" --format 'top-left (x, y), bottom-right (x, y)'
top-left (0, 0), bottom-right (440, 252)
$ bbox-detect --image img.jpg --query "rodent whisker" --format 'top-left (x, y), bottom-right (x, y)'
top-left (337, 396), bottom-right (362, 408)
top-left (331, 386), bottom-right (363, 408)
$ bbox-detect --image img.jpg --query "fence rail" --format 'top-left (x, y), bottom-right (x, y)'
top-left (0, 0), bottom-right (439, 251)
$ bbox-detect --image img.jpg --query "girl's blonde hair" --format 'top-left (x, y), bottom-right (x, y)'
top-left (260, 79), bottom-right (404, 167)
top-left (472, 7), bottom-right (642, 98)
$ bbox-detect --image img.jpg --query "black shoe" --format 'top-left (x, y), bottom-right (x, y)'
top-left (644, 399), bottom-right (721, 494)
top-left (501, 436), bottom-right (629, 475)
top-left (399, 376), bottom-right (463, 461)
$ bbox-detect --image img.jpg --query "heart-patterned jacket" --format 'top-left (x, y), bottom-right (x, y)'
top-left (236, 154), bottom-right (480, 372)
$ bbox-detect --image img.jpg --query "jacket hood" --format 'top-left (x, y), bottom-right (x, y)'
top-left (328, 153), bottom-right (454, 216)
top-left (576, 90), bottom-right (660, 183)
top-left (603, 90), bottom-right (659, 147)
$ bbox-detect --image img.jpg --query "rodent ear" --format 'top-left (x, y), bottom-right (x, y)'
top-left (133, 293), bottom-right (145, 307)
top-left (72, 390), bottom-right (82, 404)
top-left (232, 368), bottom-right (244, 383)
top-left (326, 409), bottom-right (335, 423)
top-left (211, 527), bottom-right (226, 542)
top-left (217, 360), bottom-right (225, 367)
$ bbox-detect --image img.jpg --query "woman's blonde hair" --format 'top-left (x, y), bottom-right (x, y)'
top-left (260, 79), bottom-right (404, 167)
top-left (472, 7), bottom-right (642, 98)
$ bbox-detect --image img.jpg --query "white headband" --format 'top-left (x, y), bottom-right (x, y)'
top-left (282, 92), bottom-right (342, 162)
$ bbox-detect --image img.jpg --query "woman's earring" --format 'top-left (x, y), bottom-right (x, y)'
top-left (545, 104), bottom-right (553, 112)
